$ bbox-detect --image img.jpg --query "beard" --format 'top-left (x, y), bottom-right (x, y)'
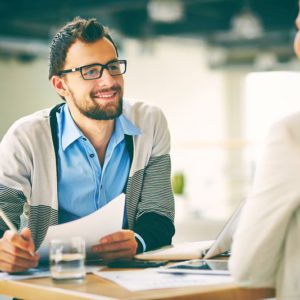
top-left (70, 85), bottom-right (123, 120)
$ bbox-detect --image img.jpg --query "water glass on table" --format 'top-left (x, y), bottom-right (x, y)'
top-left (50, 236), bottom-right (86, 283)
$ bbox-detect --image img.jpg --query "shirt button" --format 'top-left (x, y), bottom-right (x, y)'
top-left (82, 137), bottom-right (87, 141)
top-left (89, 154), bottom-right (95, 158)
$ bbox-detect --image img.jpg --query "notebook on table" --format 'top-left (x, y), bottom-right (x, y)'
top-left (135, 199), bottom-right (245, 261)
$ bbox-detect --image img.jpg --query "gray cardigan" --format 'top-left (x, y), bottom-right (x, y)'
top-left (0, 100), bottom-right (175, 251)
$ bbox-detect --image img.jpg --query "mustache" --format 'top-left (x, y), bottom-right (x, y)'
top-left (90, 85), bottom-right (121, 97)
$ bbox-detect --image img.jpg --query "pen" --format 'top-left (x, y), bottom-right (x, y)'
top-left (0, 208), bottom-right (35, 257)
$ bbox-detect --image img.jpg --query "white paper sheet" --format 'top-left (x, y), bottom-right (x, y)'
top-left (0, 267), bottom-right (50, 281)
top-left (94, 269), bottom-right (233, 291)
top-left (38, 194), bottom-right (125, 260)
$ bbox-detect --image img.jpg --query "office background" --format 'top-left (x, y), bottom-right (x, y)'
top-left (0, 4), bottom-right (298, 296)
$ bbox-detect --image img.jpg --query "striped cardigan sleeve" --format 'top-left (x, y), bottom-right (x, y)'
top-left (0, 110), bottom-right (58, 247)
top-left (0, 184), bottom-right (26, 237)
top-left (0, 120), bottom-right (34, 236)
top-left (131, 105), bottom-right (175, 251)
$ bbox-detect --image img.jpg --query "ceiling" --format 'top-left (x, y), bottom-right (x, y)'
top-left (0, 0), bottom-right (298, 67)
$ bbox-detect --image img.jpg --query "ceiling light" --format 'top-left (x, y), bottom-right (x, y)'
top-left (231, 7), bottom-right (263, 39)
top-left (254, 52), bottom-right (278, 70)
top-left (147, 0), bottom-right (184, 23)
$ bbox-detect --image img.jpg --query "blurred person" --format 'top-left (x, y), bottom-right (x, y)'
top-left (229, 4), bottom-right (300, 300)
top-left (0, 17), bottom-right (174, 272)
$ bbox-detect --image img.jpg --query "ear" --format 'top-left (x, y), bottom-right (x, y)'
top-left (51, 75), bottom-right (70, 98)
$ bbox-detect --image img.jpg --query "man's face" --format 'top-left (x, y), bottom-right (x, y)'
top-left (295, 5), bottom-right (300, 58)
top-left (62, 38), bottom-right (124, 120)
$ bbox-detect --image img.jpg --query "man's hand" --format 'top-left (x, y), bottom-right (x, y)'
top-left (0, 228), bottom-right (39, 273)
top-left (91, 230), bottom-right (138, 262)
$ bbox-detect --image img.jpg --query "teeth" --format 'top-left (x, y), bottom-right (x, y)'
top-left (95, 92), bottom-right (115, 98)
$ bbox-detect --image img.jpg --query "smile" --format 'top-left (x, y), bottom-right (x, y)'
top-left (93, 90), bottom-right (117, 100)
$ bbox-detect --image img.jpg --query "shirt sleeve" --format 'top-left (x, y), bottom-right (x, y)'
top-left (134, 232), bottom-right (147, 253)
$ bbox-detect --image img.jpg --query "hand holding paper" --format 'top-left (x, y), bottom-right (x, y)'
top-left (91, 229), bottom-right (138, 262)
top-left (38, 194), bottom-right (125, 261)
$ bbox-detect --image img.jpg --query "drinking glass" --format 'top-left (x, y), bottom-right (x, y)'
top-left (50, 236), bottom-right (86, 282)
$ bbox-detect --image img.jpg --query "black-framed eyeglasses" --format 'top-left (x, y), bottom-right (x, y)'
top-left (58, 59), bottom-right (127, 80)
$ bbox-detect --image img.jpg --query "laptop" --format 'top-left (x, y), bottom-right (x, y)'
top-left (135, 199), bottom-right (245, 261)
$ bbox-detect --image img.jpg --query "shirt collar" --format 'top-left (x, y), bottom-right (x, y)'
top-left (118, 114), bottom-right (141, 136)
top-left (61, 104), bottom-right (82, 151)
top-left (61, 105), bottom-right (141, 151)
top-left (113, 115), bottom-right (141, 146)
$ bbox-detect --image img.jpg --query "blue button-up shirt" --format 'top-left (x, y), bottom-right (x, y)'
top-left (56, 104), bottom-right (145, 250)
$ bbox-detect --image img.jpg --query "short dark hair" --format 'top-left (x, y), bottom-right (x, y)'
top-left (48, 17), bottom-right (118, 79)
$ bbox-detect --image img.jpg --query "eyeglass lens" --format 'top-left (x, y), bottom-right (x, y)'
top-left (81, 61), bottom-right (125, 80)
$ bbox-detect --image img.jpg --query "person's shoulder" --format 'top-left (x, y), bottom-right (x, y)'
top-left (279, 111), bottom-right (300, 127)
top-left (269, 111), bottom-right (300, 142)
top-left (123, 99), bottom-right (164, 115)
top-left (122, 99), bottom-right (167, 128)
top-left (6, 107), bottom-right (53, 135)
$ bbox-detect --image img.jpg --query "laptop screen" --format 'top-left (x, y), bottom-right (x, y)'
top-left (204, 199), bottom-right (245, 259)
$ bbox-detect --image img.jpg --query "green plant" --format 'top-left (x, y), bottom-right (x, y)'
top-left (172, 172), bottom-right (185, 195)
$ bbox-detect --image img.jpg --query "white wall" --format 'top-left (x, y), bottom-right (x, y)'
top-left (0, 57), bottom-right (58, 138)
top-left (123, 37), bottom-right (225, 143)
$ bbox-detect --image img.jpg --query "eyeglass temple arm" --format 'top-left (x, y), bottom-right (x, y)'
top-left (60, 67), bottom-right (80, 75)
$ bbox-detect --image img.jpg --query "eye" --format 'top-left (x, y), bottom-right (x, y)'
top-left (108, 62), bottom-right (120, 71)
top-left (83, 67), bottom-right (99, 76)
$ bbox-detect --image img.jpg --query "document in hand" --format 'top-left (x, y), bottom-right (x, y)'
top-left (38, 193), bottom-right (125, 261)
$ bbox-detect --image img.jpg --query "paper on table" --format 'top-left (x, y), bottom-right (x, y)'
top-left (38, 193), bottom-right (125, 260)
top-left (0, 266), bottom-right (104, 281)
top-left (0, 267), bottom-right (50, 281)
top-left (94, 269), bottom-right (233, 291)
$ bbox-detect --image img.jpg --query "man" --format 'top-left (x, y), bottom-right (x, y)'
top-left (0, 17), bottom-right (175, 273)
top-left (229, 5), bottom-right (300, 300)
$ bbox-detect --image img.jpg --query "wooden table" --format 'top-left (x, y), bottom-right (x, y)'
top-left (0, 269), bottom-right (275, 300)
